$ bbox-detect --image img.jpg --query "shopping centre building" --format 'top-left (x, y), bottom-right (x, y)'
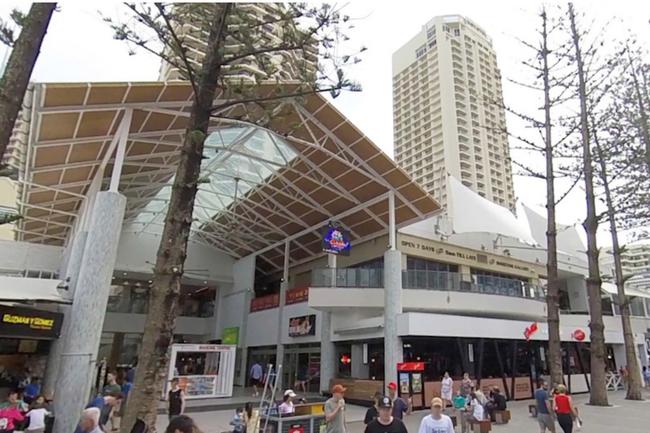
top-left (0, 81), bottom-right (649, 409)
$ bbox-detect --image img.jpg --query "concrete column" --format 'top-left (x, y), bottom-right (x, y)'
top-left (276, 241), bottom-right (290, 389)
top-left (320, 310), bottom-right (336, 393)
top-left (320, 254), bottom-right (337, 393)
top-left (43, 230), bottom-right (88, 396)
top-left (238, 288), bottom-right (253, 387)
top-left (53, 191), bottom-right (126, 433)
top-left (384, 249), bottom-right (403, 388)
top-left (351, 343), bottom-right (369, 379)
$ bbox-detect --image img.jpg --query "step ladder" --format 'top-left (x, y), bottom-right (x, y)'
top-left (258, 363), bottom-right (282, 433)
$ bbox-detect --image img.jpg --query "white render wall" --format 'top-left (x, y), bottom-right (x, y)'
top-left (245, 302), bottom-right (323, 347)
top-left (0, 239), bottom-right (62, 273)
top-left (115, 229), bottom-right (235, 283)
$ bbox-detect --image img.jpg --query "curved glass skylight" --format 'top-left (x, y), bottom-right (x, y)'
top-left (128, 125), bottom-right (298, 238)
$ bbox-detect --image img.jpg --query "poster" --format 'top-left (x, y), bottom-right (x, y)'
top-left (411, 373), bottom-right (422, 393)
top-left (399, 372), bottom-right (410, 394)
top-left (178, 376), bottom-right (217, 397)
top-left (289, 314), bottom-right (316, 337)
top-left (222, 327), bottom-right (239, 345)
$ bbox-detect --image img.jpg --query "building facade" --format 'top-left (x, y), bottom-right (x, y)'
top-left (159, 3), bottom-right (317, 82)
top-left (602, 241), bottom-right (650, 291)
top-left (392, 15), bottom-right (515, 211)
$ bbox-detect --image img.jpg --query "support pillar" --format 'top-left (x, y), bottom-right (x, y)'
top-left (276, 240), bottom-right (290, 389)
top-left (238, 288), bottom-right (253, 388)
top-left (53, 191), bottom-right (126, 433)
top-left (320, 254), bottom-right (337, 393)
top-left (384, 192), bottom-right (403, 388)
top-left (351, 343), bottom-right (369, 379)
top-left (43, 230), bottom-right (88, 396)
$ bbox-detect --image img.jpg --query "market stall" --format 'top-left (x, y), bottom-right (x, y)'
top-left (166, 343), bottom-right (236, 399)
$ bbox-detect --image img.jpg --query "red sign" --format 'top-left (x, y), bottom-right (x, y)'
top-left (572, 329), bottom-right (586, 341)
top-left (286, 287), bottom-right (309, 305)
top-left (397, 362), bottom-right (425, 371)
top-left (289, 425), bottom-right (304, 433)
top-left (524, 322), bottom-right (539, 341)
top-left (250, 294), bottom-right (280, 312)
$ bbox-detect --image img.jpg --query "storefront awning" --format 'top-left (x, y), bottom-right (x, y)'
top-left (0, 276), bottom-right (71, 303)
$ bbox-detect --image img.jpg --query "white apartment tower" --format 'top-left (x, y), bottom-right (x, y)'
top-left (159, 3), bottom-right (317, 83)
top-left (392, 15), bottom-right (515, 211)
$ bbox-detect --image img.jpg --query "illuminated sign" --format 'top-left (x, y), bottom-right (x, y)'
top-left (0, 306), bottom-right (62, 339)
top-left (322, 224), bottom-right (351, 256)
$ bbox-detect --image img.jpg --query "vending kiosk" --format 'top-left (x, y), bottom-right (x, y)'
top-left (397, 362), bottom-right (426, 409)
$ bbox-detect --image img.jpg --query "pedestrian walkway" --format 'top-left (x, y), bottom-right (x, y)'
top-left (155, 389), bottom-right (650, 433)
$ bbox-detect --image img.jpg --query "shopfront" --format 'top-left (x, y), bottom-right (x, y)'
top-left (0, 305), bottom-right (63, 394)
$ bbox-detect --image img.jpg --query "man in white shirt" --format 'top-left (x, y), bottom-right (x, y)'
top-left (418, 397), bottom-right (454, 433)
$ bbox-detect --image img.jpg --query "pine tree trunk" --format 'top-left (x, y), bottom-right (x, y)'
top-left (541, 8), bottom-right (563, 388)
top-left (593, 133), bottom-right (644, 400)
top-left (0, 3), bottom-right (55, 159)
top-left (568, 2), bottom-right (609, 406)
top-left (119, 5), bottom-right (232, 433)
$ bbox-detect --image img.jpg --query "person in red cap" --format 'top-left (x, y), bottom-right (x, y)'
top-left (387, 382), bottom-right (412, 420)
top-left (325, 384), bottom-right (347, 433)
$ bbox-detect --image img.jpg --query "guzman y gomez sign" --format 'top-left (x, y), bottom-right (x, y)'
top-left (0, 305), bottom-right (63, 339)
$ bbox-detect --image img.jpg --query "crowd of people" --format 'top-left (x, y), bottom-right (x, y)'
top-left (0, 377), bottom-right (54, 433)
top-left (63, 366), bottom-right (611, 433)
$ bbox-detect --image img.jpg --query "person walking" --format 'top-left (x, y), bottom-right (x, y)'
top-left (250, 362), bottom-right (264, 397)
top-left (387, 382), bottom-right (411, 420)
top-left (0, 391), bottom-right (24, 433)
top-left (77, 408), bottom-right (102, 433)
top-left (535, 380), bottom-right (556, 433)
top-left (441, 372), bottom-right (453, 408)
top-left (23, 378), bottom-right (41, 405)
top-left (418, 397), bottom-right (454, 433)
top-left (460, 373), bottom-right (473, 398)
top-left (24, 398), bottom-right (50, 433)
top-left (168, 378), bottom-right (186, 421)
top-left (102, 373), bottom-right (121, 395)
top-left (553, 385), bottom-right (579, 433)
top-left (165, 414), bottom-right (204, 433)
top-left (325, 385), bottom-right (347, 433)
top-left (643, 366), bottom-right (650, 388)
top-left (364, 396), bottom-right (407, 433)
top-left (363, 393), bottom-right (382, 425)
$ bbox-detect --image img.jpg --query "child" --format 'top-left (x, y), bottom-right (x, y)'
top-left (25, 400), bottom-right (51, 433)
top-left (230, 407), bottom-right (246, 433)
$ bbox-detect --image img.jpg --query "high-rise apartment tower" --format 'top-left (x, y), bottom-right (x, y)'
top-left (392, 15), bottom-right (515, 211)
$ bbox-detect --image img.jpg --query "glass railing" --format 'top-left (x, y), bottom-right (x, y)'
top-left (310, 268), bottom-right (545, 301)
top-left (402, 270), bottom-right (545, 300)
top-left (311, 268), bottom-right (384, 288)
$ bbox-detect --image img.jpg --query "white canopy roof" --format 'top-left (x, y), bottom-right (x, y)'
top-left (447, 175), bottom-right (537, 244)
top-left (0, 276), bottom-right (70, 303)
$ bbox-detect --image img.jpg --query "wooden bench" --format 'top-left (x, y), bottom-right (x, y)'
top-left (529, 404), bottom-right (537, 417)
top-left (494, 409), bottom-right (511, 424)
top-left (468, 419), bottom-right (492, 433)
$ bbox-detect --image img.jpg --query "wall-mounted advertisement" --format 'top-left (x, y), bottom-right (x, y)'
top-left (322, 224), bottom-right (351, 256)
top-left (289, 314), bottom-right (316, 337)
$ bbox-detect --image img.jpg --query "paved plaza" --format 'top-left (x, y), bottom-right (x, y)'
top-left (155, 389), bottom-right (650, 433)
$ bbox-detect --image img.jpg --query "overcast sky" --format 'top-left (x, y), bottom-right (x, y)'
top-left (1, 0), bottom-right (649, 244)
